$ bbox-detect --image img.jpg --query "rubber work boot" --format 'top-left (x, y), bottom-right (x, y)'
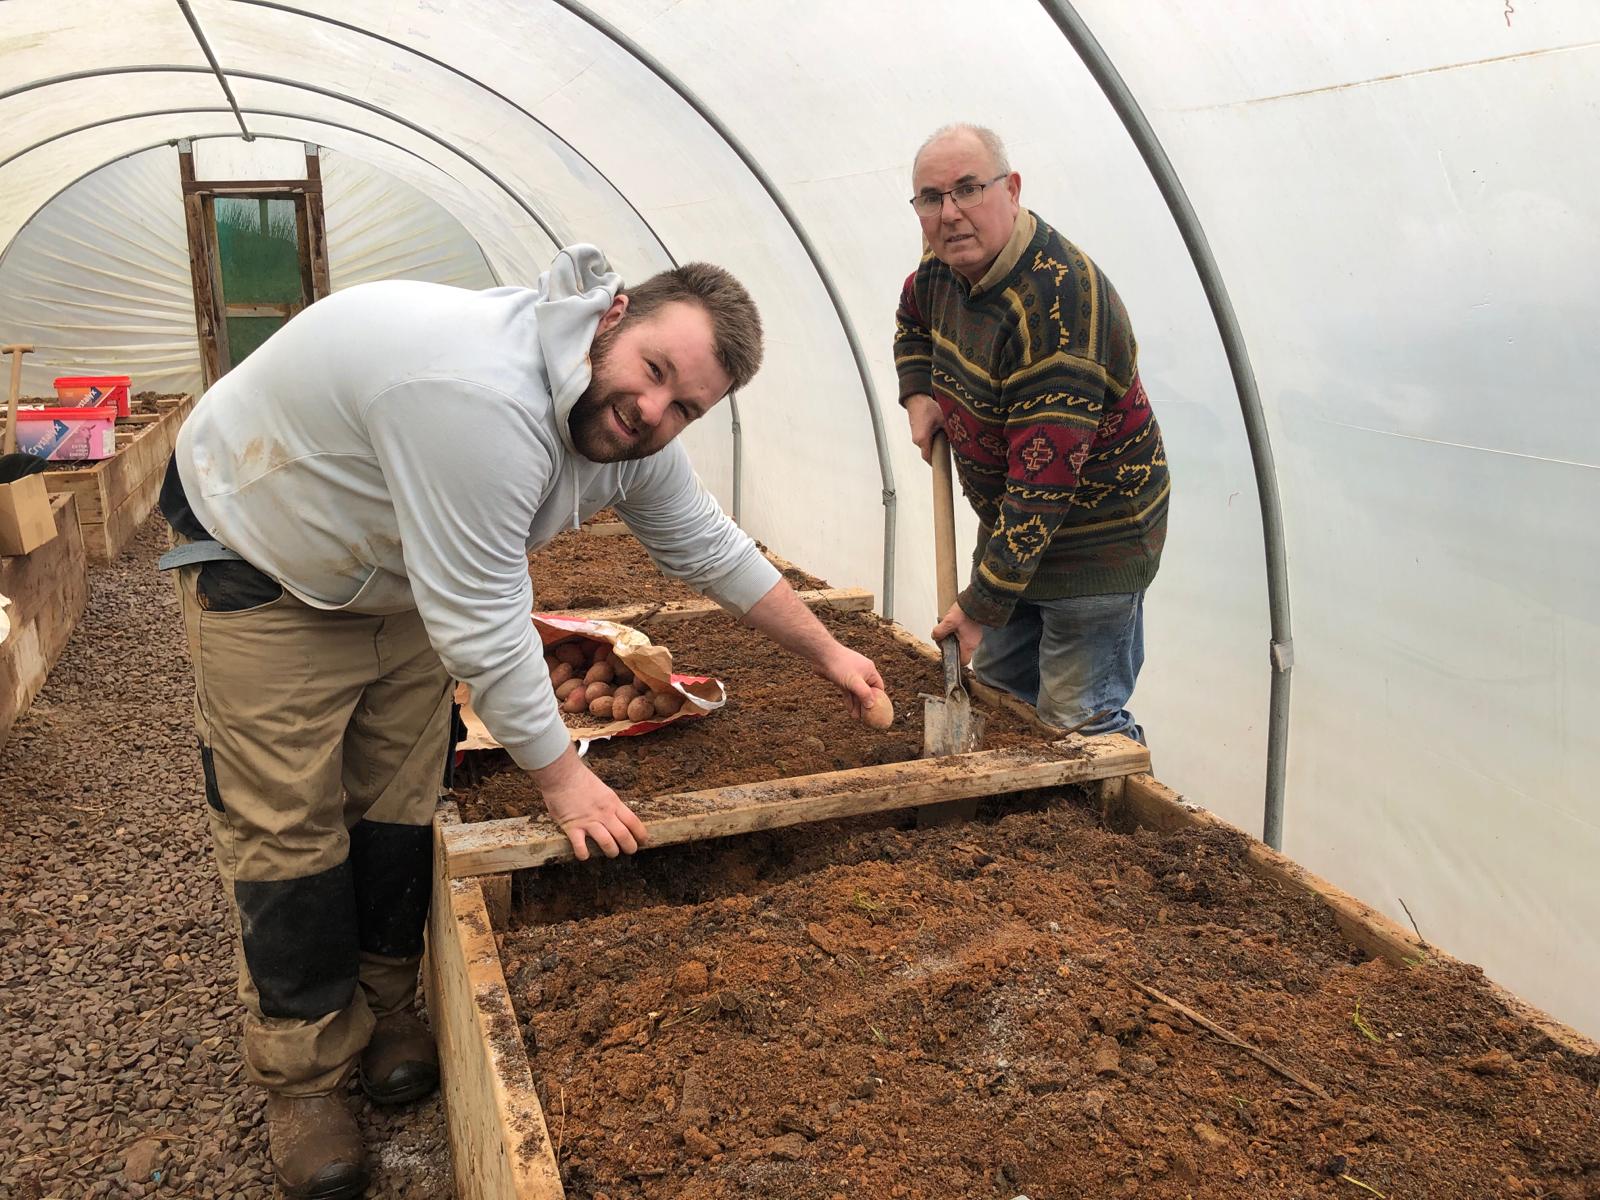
top-left (265, 1092), bottom-right (367, 1199)
top-left (359, 1009), bottom-right (440, 1105)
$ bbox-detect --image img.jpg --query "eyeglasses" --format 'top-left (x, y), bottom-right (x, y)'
top-left (909, 175), bottom-right (1009, 217)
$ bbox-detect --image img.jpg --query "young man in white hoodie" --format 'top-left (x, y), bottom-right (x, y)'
top-left (160, 246), bottom-right (888, 1198)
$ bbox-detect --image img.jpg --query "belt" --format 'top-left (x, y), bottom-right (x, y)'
top-left (157, 538), bottom-right (246, 571)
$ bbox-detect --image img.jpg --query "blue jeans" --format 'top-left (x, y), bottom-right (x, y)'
top-left (971, 592), bottom-right (1147, 744)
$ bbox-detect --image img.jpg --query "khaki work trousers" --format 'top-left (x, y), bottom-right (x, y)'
top-left (177, 566), bottom-right (453, 1095)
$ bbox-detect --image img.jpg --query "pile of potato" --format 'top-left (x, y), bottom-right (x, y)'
top-left (546, 639), bottom-right (684, 723)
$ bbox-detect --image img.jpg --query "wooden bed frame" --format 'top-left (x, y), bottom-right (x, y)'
top-left (426, 540), bottom-right (1598, 1199)
top-left (43, 394), bottom-right (194, 562)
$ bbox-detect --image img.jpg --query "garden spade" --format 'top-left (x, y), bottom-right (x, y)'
top-left (922, 432), bottom-right (986, 759)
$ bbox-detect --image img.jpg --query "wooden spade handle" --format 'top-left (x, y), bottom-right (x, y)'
top-left (931, 431), bottom-right (958, 617)
top-left (3, 343), bottom-right (33, 456)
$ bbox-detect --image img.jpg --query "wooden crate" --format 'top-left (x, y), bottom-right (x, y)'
top-left (0, 492), bottom-right (88, 748)
top-left (424, 594), bottom-right (1154, 1199)
top-left (43, 394), bottom-right (195, 562)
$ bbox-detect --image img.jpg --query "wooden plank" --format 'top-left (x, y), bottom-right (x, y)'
top-left (304, 150), bottom-right (332, 301)
top-left (480, 874), bottom-right (513, 927)
top-left (185, 187), bottom-right (228, 385)
top-left (0, 494), bottom-right (87, 747)
top-left (82, 452), bottom-right (167, 563)
top-left (427, 805), bottom-right (563, 1200)
top-left (222, 303), bottom-right (295, 319)
top-left (183, 179), bottom-right (321, 195)
top-left (577, 521), bottom-right (627, 537)
top-left (98, 421), bottom-right (168, 516)
top-left (443, 735), bottom-right (1150, 879)
top-left (42, 473), bottom-right (104, 524)
top-left (1117, 774), bottom-right (1599, 1058)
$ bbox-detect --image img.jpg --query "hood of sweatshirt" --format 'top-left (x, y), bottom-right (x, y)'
top-left (535, 244), bottom-right (623, 459)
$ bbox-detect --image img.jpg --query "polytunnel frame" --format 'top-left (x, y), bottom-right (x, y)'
top-left (0, 4), bottom-right (1294, 841)
top-left (225, 0), bottom-right (901, 615)
top-left (227, 0), bottom-right (757, 524)
top-left (0, 112), bottom-right (527, 244)
top-left (0, 10), bottom-right (907, 611)
top-left (0, 56), bottom-right (763, 523)
top-left (1041, 0), bottom-right (1294, 847)
top-left (545, 0), bottom-right (902, 620)
top-left (549, 0), bottom-right (1293, 844)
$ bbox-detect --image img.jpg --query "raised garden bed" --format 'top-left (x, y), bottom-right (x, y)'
top-left (41, 392), bottom-right (194, 562)
top-left (431, 535), bottom-right (1600, 1198)
top-left (431, 766), bottom-right (1599, 1200)
top-left (0, 491), bottom-right (87, 747)
top-left (455, 606), bottom-right (1048, 824)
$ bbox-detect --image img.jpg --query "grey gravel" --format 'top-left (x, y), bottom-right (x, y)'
top-left (0, 522), bottom-right (454, 1198)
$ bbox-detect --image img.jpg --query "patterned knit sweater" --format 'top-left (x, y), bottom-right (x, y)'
top-left (894, 210), bottom-right (1170, 626)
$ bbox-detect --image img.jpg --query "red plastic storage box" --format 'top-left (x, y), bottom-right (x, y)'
top-left (54, 375), bottom-right (132, 417)
top-left (16, 403), bottom-right (118, 461)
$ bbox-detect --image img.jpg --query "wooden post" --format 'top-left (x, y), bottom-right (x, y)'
top-left (303, 147), bottom-right (332, 302)
top-left (2, 343), bottom-right (34, 454)
top-left (178, 145), bottom-right (225, 388)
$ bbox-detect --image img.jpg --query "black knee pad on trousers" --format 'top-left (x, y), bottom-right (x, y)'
top-left (349, 820), bottom-right (433, 959)
top-left (235, 860), bottom-right (359, 1020)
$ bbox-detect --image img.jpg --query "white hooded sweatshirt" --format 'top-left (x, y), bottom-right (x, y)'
top-left (174, 245), bottom-right (778, 771)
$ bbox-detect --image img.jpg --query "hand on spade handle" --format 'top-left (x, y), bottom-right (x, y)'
top-left (931, 602), bottom-right (983, 668)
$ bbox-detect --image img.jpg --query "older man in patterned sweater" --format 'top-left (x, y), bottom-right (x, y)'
top-left (894, 123), bottom-right (1170, 743)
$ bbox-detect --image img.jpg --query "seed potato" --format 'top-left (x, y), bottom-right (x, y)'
top-left (861, 689), bottom-right (895, 730)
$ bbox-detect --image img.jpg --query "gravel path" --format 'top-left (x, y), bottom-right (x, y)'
top-left (0, 522), bottom-right (454, 1199)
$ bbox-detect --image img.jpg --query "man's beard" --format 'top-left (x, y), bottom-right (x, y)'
top-left (568, 326), bottom-right (657, 463)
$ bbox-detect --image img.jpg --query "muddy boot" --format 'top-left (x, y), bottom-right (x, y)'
top-left (359, 1009), bottom-right (439, 1105)
top-left (266, 1092), bottom-right (367, 1199)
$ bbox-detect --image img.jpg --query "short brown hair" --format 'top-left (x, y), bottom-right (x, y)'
top-left (619, 263), bottom-right (764, 391)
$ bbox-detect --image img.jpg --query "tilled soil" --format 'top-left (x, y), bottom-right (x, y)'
top-left (530, 523), bottom-right (826, 611)
top-left (0, 523), bottom-right (452, 1199)
top-left (497, 798), bottom-right (1600, 1200)
top-left (456, 608), bottom-right (1046, 825)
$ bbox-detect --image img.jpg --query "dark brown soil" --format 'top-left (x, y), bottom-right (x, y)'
top-left (16, 391), bottom-right (182, 416)
top-left (455, 607), bottom-right (1046, 824)
top-left (530, 525), bottom-right (826, 611)
top-left (495, 796), bottom-right (1600, 1200)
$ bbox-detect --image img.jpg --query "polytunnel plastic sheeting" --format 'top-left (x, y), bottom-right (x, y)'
top-left (320, 151), bottom-right (498, 293)
top-left (1076, 2), bottom-right (1600, 1040)
top-left (0, 108), bottom-right (556, 288)
top-left (0, 149), bottom-right (199, 394)
top-left (0, 0), bottom-right (1596, 1038)
top-left (0, 142), bottom-right (498, 396)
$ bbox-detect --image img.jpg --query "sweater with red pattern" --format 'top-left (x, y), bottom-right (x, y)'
top-left (893, 210), bottom-right (1170, 626)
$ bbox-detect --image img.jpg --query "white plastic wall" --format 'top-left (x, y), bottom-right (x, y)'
top-left (0, 142), bottom-right (497, 396)
top-left (0, 0), bottom-right (1595, 1036)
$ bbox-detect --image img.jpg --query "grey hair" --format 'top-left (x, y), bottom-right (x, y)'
top-left (913, 123), bottom-right (1012, 176)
